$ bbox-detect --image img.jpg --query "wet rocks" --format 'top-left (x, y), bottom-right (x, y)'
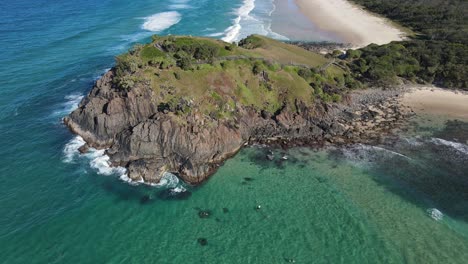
top-left (198, 210), bottom-right (211, 219)
top-left (65, 69), bottom-right (411, 185)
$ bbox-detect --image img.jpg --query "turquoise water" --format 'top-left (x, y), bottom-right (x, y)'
top-left (1, 0), bottom-right (468, 263)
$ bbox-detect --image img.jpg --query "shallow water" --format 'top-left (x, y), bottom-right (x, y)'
top-left (1, 0), bottom-right (468, 263)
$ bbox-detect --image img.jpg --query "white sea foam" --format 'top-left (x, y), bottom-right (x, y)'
top-left (221, 0), bottom-right (288, 43)
top-left (63, 136), bottom-right (127, 178)
top-left (207, 32), bottom-right (225, 37)
top-left (63, 136), bottom-right (186, 190)
top-left (402, 137), bottom-right (424, 147)
top-left (368, 145), bottom-right (411, 160)
top-left (203, 27), bottom-right (216, 32)
top-left (63, 136), bottom-right (86, 163)
top-left (344, 144), bottom-right (411, 161)
top-left (222, 0), bottom-right (256, 42)
top-left (154, 172), bottom-right (180, 188)
top-left (142, 11), bottom-right (182, 32)
top-left (431, 138), bottom-right (468, 155)
top-left (87, 149), bottom-right (126, 176)
top-left (171, 186), bottom-right (187, 193)
top-left (93, 68), bottom-right (111, 81)
top-left (53, 93), bottom-right (83, 118)
top-left (427, 208), bottom-right (443, 221)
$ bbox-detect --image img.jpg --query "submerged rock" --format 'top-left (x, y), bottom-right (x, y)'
top-left (198, 210), bottom-right (211, 219)
top-left (139, 194), bottom-right (153, 205)
top-left (197, 238), bottom-right (208, 246)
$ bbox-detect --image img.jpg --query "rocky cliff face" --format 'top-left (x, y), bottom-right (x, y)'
top-left (65, 70), bottom-right (408, 184)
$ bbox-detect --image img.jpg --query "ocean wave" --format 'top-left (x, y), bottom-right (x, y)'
top-left (202, 27), bottom-right (216, 32)
top-left (221, 0), bottom-right (288, 43)
top-left (63, 136), bottom-right (127, 177)
top-left (63, 136), bottom-right (186, 191)
top-left (52, 93), bottom-right (83, 118)
top-left (153, 172), bottom-right (180, 188)
top-left (207, 32), bottom-right (225, 37)
top-left (222, 0), bottom-right (255, 42)
top-left (93, 68), bottom-right (111, 80)
top-left (427, 208), bottom-right (443, 221)
top-left (169, 0), bottom-right (191, 9)
top-left (87, 150), bottom-right (127, 176)
top-left (142, 11), bottom-right (182, 32)
top-left (342, 144), bottom-right (411, 161)
top-left (169, 4), bottom-right (192, 9)
top-left (430, 138), bottom-right (468, 155)
top-left (63, 136), bottom-right (86, 163)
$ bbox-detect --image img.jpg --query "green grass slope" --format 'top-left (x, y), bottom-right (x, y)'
top-left (113, 35), bottom-right (358, 121)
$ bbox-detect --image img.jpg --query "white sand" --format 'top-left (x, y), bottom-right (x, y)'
top-left (295, 0), bottom-right (406, 47)
top-left (401, 87), bottom-right (468, 121)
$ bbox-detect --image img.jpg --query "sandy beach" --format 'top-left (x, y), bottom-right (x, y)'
top-left (401, 87), bottom-right (468, 121)
top-left (295, 0), bottom-right (406, 47)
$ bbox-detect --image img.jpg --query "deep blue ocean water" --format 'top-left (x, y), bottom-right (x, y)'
top-left (1, 0), bottom-right (468, 263)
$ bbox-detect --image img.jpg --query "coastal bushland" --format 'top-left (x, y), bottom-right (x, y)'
top-left (345, 0), bottom-right (468, 89)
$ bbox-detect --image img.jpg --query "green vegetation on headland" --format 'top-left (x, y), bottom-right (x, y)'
top-left (113, 0), bottom-right (468, 122)
top-left (114, 35), bottom-right (355, 121)
top-left (346, 0), bottom-right (468, 89)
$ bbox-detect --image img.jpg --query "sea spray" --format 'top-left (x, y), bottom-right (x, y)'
top-left (63, 136), bottom-right (187, 191)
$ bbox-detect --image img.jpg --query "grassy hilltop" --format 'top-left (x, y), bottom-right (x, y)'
top-left (113, 35), bottom-right (359, 121)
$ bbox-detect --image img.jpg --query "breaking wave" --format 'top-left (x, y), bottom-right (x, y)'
top-left (427, 208), bottom-right (444, 221)
top-left (341, 144), bottom-right (411, 164)
top-left (221, 0), bottom-right (288, 43)
top-left (63, 136), bottom-right (186, 191)
top-left (142, 11), bottom-right (182, 32)
top-left (430, 138), bottom-right (468, 155)
top-left (63, 136), bottom-right (127, 177)
top-left (52, 93), bottom-right (83, 118)
top-left (221, 0), bottom-right (255, 43)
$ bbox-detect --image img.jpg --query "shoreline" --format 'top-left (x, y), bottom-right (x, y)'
top-left (294, 0), bottom-right (406, 47)
top-left (401, 86), bottom-right (468, 122)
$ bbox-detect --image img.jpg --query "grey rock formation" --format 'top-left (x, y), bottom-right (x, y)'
top-left (64, 70), bottom-right (408, 184)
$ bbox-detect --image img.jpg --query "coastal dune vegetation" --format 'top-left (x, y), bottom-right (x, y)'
top-left (343, 0), bottom-right (468, 89)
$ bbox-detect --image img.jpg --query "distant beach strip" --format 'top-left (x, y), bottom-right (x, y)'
top-left (295, 0), bottom-right (406, 47)
top-left (139, 0), bottom-right (405, 46)
top-left (206, 0), bottom-right (406, 46)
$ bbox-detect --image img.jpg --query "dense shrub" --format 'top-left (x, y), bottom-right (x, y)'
top-left (347, 41), bottom-right (468, 89)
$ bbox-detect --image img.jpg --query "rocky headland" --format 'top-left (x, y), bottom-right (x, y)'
top-left (64, 35), bottom-right (411, 185)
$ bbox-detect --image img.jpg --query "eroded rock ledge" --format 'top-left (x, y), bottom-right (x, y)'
top-left (64, 70), bottom-right (409, 185)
